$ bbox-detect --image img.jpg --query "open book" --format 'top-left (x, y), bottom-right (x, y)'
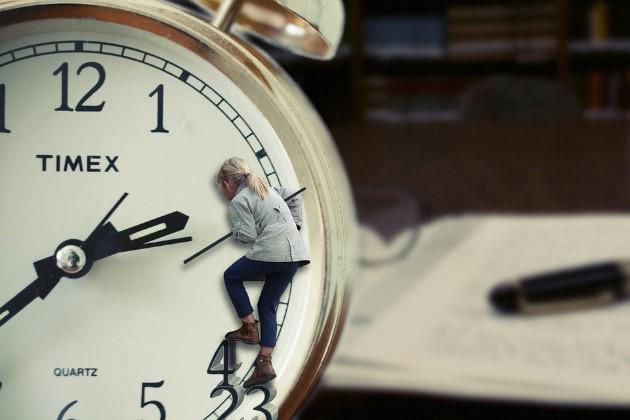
top-left (325, 215), bottom-right (630, 406)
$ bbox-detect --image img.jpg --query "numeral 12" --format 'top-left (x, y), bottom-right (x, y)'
top-left (53, 62), bottom-right (106, 112)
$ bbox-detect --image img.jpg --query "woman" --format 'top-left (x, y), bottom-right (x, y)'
top-left (216, 157), bottom-right (309, 388)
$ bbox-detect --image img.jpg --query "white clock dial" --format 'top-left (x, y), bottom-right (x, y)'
top-left (0, 3), bottom-right (353, 419)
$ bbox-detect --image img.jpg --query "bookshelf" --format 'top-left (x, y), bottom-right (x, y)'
top-left (260, 0), bottom-right (630, 215)
top-left (338, 0), bottom-right (630, 122)
top-left (261, 0), bottom-right (630, 123)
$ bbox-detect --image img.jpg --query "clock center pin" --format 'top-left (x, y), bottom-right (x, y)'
top-left (56, 244), bottom-right (87, 274)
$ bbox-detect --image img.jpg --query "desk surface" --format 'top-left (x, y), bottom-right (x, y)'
top-left (308, 215), bottom-right (630, 417)
top-left (300, 389), bottom-right (630, 420)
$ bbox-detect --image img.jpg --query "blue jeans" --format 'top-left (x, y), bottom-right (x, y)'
top-left (224, 256), bottom-right (300, 347)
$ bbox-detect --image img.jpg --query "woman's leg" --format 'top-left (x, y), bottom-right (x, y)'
top-left (257, 261), bottom-right (300, 349)
top-left (224, 256), bottom-right (271, 344)
top-left (243, 261), bottom-right (300, 388)
top-left (224, 256), bottom-right (264, 319)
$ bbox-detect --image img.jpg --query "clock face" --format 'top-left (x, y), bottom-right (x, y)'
top-left (0, 2), bottom-right (350, 419)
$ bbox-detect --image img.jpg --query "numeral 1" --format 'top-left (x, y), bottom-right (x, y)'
top-left (53, 63), bottom-right (73, 111)
top-left (0, 84), bottom-right (10, 133)
top-left (149, 84), bottom-right (169, 133)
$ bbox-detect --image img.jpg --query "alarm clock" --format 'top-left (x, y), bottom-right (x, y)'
top-left (0, 0), bottom-right (355, 418)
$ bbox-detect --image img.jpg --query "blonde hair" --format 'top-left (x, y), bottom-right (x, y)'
top-left (216, 157), bottom-right (269, 199)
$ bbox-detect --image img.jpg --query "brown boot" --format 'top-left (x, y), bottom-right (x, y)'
top-left (244, 353), bottom-right (276, 388)
top-left (225, 321), bottom-right (259, 344)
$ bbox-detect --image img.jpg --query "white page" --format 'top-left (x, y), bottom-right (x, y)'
top-left (337, 217), bottom-right (485, 353)
top-left (351, 216), bottom-right (484, 320)
top-left (329, 215), bottom-right (630, 405)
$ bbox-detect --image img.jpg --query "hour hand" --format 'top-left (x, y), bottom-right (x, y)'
top-left (0, 258), bottom-right (61, 328)
top-left (85, 211), bottom-right (192, 261)
top-left (0, 206), bottom-right (191, 329)
top-left (0, 279), bottom-right (41, 328)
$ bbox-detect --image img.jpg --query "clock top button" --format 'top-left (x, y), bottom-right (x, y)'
top-left (193, 0), bottom-right (344, 60)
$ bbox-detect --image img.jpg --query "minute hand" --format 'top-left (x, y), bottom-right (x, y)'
top-left (86, 211), bottom-right (192, 261)
top-left (183, 187), bottom-right (306, 265)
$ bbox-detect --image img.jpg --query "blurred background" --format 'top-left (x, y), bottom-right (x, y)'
top-left (278, 0), bottom-right (630, 217)
top-left (259, 0), bottom-right (630, 418)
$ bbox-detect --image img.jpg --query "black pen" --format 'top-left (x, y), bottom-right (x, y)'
top-left (489, 261), bottom-right (630, 314)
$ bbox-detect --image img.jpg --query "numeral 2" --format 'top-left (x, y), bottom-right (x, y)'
top-left (210, 385), bottom-right (244, 420)
top-left (53, 62), bottom-right (106, 112)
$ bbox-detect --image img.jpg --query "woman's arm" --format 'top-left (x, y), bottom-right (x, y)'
top-left (228, 199), bottom-right (257, 243)
top-left (274, 187), bottom-right (303, 228)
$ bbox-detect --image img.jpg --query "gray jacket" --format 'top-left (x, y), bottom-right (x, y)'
top-left (228, 183), bottom-right (309, 265)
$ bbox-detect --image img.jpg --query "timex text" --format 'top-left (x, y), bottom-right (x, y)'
top-left (36, 155), bottom-right (119, 173)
